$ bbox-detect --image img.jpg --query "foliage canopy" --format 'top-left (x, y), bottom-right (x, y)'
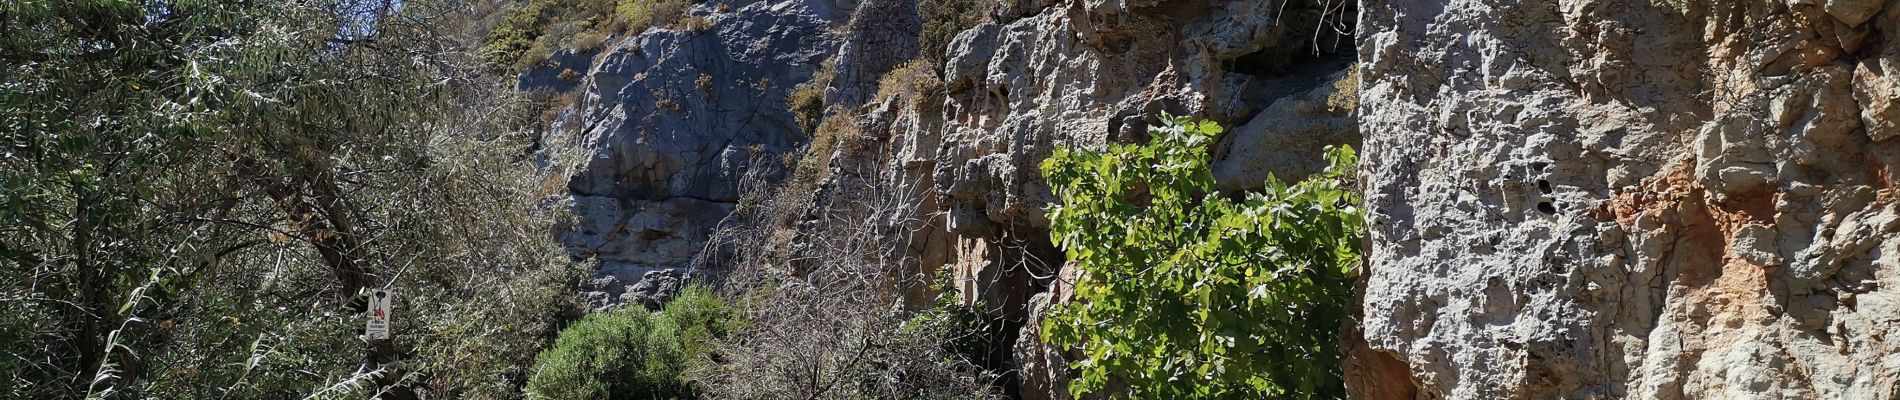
top-left (2, 1), bottom-right (582, 398)
top-left (1041, 117), bottom-right (1362, 398)
top-left (525, 285), bottom-right (741, 400)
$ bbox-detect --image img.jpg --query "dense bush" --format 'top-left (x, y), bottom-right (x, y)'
top-left (2, 2), bottom-right (591, 399)
top-left (525, 285), bottom-right (738, 400)
top-left (526, 308), bottom-right (688, 400)
top-left (660, 285), bottom-right (743, 363)
top-left (874, 59), bottom-right (945, 110)
top-left (1041, 117), bottom-right (1363, 398)
top-left (686, 283), bottom-right (1004, 400)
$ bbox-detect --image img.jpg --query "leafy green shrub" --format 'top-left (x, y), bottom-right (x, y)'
top-left (658, 285), bottom-right (742, 362)
top-left (526, 307), bottom-right (689, 400)
top-left (1040, 116), bottom-right (1363, 398)
top-left (525, 285), bottom-right (739, 400)
top-left (481, 1), bottom-right (558, 68)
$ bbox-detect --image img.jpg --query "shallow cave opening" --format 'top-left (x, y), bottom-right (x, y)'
top-left (1221, 1), bottom-right (1358, 117)
top-left (961, 224), bottom-right (1066, 399)
top-left (1225, 44), bottom-right (1355, 104)
top-left (1230, 44), bottom-right (1324, 78)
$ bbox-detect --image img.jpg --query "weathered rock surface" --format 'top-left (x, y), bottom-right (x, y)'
top-left (798, 0), bottom-right (1358, 395)
top-left (917, 0), bottom-right (1358, 318)
top-left (824, 0), bottom-right (922, 107)
top-left (538, 0), bottom-right (1358, 395)
top-left (581, 268), bottom-right (688, 311)
top-left (538, 0), bottom-right (843, 293)
top-left (517, 48), bottom-right (598, 93)
top-left (1357, 1), bottom-right (1900, 398)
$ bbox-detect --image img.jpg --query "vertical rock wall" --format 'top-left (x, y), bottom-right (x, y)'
top-left (807, 0), bottom-right (1359, 395)
top-left (536, 0), bottom-right (1362, 394)
top-left (540, 0), bottom-right (841, 303)
top-left (1357, 0), bottom-right (1900, 398)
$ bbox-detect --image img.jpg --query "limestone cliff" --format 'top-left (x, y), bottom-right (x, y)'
top-left (533, 0), bottom-right (841, 307)
top-left (533, 0), bottom-right (1357, 394)
top-left (794, 0), bottom-right (1358, 395)
top-left (1356, 0), bottom-right (1900, 398)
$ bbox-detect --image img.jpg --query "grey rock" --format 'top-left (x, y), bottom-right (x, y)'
top-left (1357, 0), bottom-right (1900, 398)
top-left (786, 0), bottom-right (1359, 396)
top-left (824, 0), bottom-right (922, 108)
top-left (1825, 0), bottom-right (1884, 26)
top-left (1013, 293), bottom-right (1072, 400)
top-left (1853, 57), bottom-right (1900, 142)
top-left (560, 196), bottom-right (735, 272)
top-left (942, 24), bottom-right (1001, 93)
top-left (517, 48), bottom-right (601, 93)
top-left (623, 269), bottom-right (688, 310)
top-left (538, 0), bottom-right (842, 289)
top-left (1212, 67), bottom-right (1358, 190)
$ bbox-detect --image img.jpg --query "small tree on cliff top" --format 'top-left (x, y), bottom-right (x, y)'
top-left (1041, 116), bottom-right (1362, 398)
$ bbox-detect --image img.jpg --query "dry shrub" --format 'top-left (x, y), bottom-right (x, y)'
top-left (874, 59), bottom-right (944, 110)
top-left (686, 157), bottom-right (1004, 400)
top-left (618, 0), bottom-right (693, 35)
top-left (654, 92), bottom-right (681, 112)
top-left (680, 15), bottom-right (713, 33)
top-left (479, 0), bottom-right (653, 71)
top-left (787, 59), bottom-right (837, 134)
top-left (567, 30), bottom-right (610, 52)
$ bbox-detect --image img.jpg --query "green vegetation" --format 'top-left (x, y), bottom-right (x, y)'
top-left (2, 2), bottom-right (582, 398)
top-left (479, 0), bottom-right (696, 71)
top-left (658, 285), bottom-right (744, 363)
top-left (1041, 117), bottom-right (1363, 398)
top-left (527, 306), bottom-right (687, 400)
top-left (778, 58), bottom-right (855, 216)
top-left (6, 2), bottom-right (1361, 399)
top-left (787, 59), bottom-right (837, 135)
top-left (526, 286), bottom-right (739, 400)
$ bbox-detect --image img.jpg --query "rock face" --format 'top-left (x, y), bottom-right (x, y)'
top-left (540, 0), bottom-right (842, 292)
top-left (799, 0), bottom-right (1358, 395)
top-left (908, 0), bottom-right (1358, 318)
top-left (825, 0), bottom-right (923, 107)
top-left (537, 0), bottom-right (1359, 395)
top-left (1357, 1), bottom-right (1900, 398)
